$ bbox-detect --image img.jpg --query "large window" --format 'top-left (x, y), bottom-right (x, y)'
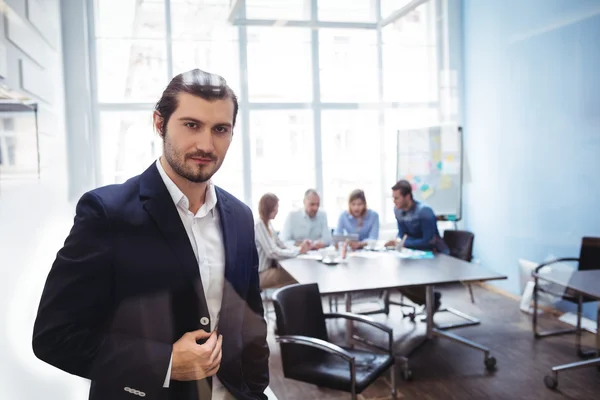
top-left (247, 27), bottom-right (312, 102)
top-left (91, 0), bottom-right (448, 231)
top-left (249, 110), bottom-right (315, 230)
top-left (319, 29), bottom-right (378, 103)
top-left (321, 110), bottom-right (382, 222)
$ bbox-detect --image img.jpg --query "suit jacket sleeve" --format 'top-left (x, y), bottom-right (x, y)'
top-left (32, 192), bottom-right (172, 393)
top-left (242, 209), bottom-right (270, 398)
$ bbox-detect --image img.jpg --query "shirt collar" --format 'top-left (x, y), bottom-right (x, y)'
top-left (155, 158), bottom-right (218, 217)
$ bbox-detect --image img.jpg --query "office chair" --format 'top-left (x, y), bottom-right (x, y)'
top-left (272, 283), bottom-right (398, 400)
top-left (428, 230), bottom-right (481, 330)
top-left (533, 236), bottom-right (600, 358)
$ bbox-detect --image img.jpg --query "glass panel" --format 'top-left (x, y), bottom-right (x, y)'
top-left (95, 0), bottom-right (166, 38)
top-left (319, 29), bottom-right (378, 102)
top-left (245, 0), bottom-right (311, 20)
top-left (318, 0), bottom-right (376, 22)
top-left (99, 111), bottom-right (159, 184)
top-left (381, 2), bottom-right (438, 102)
top-left (249, 110), bottom-right (314, 231)
top-left (321, 110), bottom-right (382, 227)
top-left (96, 39), bottom-right (168, 103)
top-left (170, 0), bottom-right (234, 41)
top-left (247, 27), bottom-right (312, 102)
top-left (380, 0), bottom-right (414, 20)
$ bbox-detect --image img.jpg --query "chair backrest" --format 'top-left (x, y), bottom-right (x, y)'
top-left (443, 230), bottom-right (475, 262)
top-left (579, 237), bottom-right (600, 271)
top-left (272, 283), bottom-right (329, 370)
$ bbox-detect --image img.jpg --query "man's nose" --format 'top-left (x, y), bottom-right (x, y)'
top-left (194, 128), bottom-right (215, 152)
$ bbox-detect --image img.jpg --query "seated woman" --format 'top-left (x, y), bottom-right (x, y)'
top-left (334, 189), bottom-right (380, 250)
top-left (255, 193), bottom-right (310, 290)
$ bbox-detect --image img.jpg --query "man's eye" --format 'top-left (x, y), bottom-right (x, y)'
top-left (185, 122), bottom-right (197, 129)
top-left (214, 126), bottom-right (229, 134)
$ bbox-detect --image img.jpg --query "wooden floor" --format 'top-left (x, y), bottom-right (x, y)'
top-left (265, 284), bottom-right (600, 400)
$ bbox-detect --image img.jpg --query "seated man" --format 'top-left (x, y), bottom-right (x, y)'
top-left (280, 189), bottom-right (332, 250)
top-left (385, 180), bottom-right (450, 310)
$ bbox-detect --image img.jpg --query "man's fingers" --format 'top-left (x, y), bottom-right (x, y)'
top-left (200, 330), bottom-right (218, 350)
top-left (189, 329), bottom-right (212, 341)
top-left (209, 334), bottom-right (223, 363)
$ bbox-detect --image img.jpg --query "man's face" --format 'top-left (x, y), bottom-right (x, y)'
top-left (154, 92), bottom-right (234, 183)
top-left (304, 193), bottom-right (320, 218)
top-left (392, 190), bottom-right (410, 210)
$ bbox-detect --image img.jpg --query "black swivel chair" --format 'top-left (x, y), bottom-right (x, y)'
top-left (272, 283), bottom-right (397, 399)
top-left (533, 236), bottom-right (600, 358)
top-left (430, 230), bottom-right (481, 329)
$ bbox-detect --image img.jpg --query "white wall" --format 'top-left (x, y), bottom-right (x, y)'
top-left (0, 0), bottom-right (91, 398)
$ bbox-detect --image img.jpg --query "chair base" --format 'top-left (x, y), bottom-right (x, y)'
top-left (420, 306), bottom-right (481, 330)
top-left (399, 286), bottom-right (497, 378)
top-left (544, 357), bottom-right (600, 390)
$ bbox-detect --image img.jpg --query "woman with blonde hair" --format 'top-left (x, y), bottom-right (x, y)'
top-left (255, 193), bottom-right (309, 289)
top-left (334, 189), bottom-right (379, 250)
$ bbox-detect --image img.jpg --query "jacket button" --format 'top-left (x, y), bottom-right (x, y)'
top-left (200, 317), bottom-right (209, 326)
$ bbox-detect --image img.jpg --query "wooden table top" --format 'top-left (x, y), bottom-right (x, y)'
top-left (279, 252), bottom-right (507, 295)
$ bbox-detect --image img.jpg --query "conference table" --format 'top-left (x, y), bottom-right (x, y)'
top-left (279, 251), bottom-right (507, 377)
top-left (532, 269), bottom-right (600, 390)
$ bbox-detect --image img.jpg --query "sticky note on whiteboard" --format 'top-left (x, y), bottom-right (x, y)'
top-left (422, 186), bottom-right (435, 200)
top-left (440, 175), bottom-right (452, 189)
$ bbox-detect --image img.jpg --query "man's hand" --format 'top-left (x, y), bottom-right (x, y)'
top-left (349, 241), bottom-right (365, 250)
top-left (384, 239), bottom-right (398, 248)
top-left (298, 239), bottom-right (311, 254)
top-left (170, 329), bottom-right (223, 381)
top-left (311, 241), bottom-right (326, 250)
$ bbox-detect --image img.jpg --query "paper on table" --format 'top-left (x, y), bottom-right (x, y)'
top-left (297, 253), bottom-right (323, 260)
top-left (349, 251), bottom-right (385, 259)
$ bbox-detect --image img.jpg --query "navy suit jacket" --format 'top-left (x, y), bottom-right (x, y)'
top-left (32, 163), bottom-right (269, 399)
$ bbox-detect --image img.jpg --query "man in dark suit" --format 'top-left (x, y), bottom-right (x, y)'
top-left (32, 69), bottom-right (269, 399)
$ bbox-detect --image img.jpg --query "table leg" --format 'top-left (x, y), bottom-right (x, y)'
top-left (345, 293), bottom-right (353, 347)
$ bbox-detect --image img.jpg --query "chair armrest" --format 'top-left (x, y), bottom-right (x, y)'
top-left (324, 312), bottom-right (392, 334)
top-left (533, 258), bottom-right (579, 274)
top-left (276, 335), bottom-right (355, 362)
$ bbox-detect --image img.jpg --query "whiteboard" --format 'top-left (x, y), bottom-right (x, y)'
top-left (396, 125), bottom-right (463, 220)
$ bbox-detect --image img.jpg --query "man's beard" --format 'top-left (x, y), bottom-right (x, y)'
top-left (163, 134), bottom-right (223, 183)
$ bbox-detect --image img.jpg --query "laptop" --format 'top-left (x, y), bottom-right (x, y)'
top-left (332, 233), bottom-right (360, 246)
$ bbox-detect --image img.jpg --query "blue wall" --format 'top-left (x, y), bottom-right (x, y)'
top-left (462, 0), bottom-right (600, 320)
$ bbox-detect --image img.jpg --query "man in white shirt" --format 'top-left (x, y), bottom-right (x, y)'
top-left (32, 69), bottom-right (269, 400)
top-left (280, 189), bottom-right (332, 250)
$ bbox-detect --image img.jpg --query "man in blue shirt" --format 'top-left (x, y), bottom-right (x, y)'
top-left (386, 180), bottom-right (449, 310)
top-left (280, 189), bottom-right (332, 250)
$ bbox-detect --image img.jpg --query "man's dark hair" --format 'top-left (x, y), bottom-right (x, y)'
top-left (155, 68), bottom-right (238, 133)
top-left (392, 180), bottom-right (412, 197)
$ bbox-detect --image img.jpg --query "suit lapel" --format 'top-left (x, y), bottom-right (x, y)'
top-left (139, 164), bottom-right (207, 305)
top-left (216, 188), bottom-right (237, 283)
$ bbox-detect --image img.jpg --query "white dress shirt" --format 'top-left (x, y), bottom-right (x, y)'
top-left (156, 159), bottom-right (230, 398)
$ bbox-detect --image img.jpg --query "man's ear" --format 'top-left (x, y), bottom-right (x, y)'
top-left (153, 111), bottom-right (164, 136)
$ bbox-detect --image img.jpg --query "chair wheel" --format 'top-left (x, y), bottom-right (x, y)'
top-left (544, 375), bottom-right (558, 390)
top-left (402, 369), bottom-right (413, 381)
top-left (484, 356), bottom-right (497, 371)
